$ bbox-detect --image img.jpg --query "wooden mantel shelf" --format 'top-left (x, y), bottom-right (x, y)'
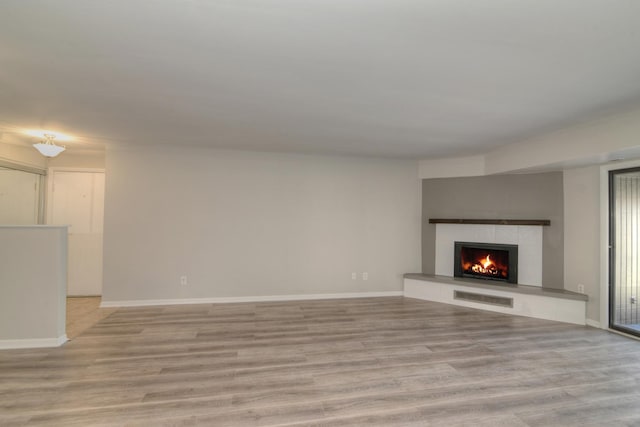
top-left (429, 218), bottom-right (550, 226)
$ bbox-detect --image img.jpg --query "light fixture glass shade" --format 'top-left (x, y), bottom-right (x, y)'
top-left (33, 133), bottom-right (66, 157)
top-left (33, 142), bottom-right (66, 157)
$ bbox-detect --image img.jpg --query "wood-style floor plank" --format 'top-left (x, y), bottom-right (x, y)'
top-left (1, 296), bottom-right (640, 426)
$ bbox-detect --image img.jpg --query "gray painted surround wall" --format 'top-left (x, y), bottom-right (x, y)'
top-left (422, 172), bottom-right (564, 289)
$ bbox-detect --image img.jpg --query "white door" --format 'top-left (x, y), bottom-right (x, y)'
top-left (48, 170), bottom-right (105, 296)
top-left (0, 167), bottom-right (41, 224)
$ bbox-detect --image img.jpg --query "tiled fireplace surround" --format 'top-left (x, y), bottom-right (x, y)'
top-left (435, 224), bottom-right (542, 286)
top-left (404, 222), bottom-right (588, 325)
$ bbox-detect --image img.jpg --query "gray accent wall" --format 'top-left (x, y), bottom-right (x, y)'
top-left (422, 172), bottom-right (564, 289)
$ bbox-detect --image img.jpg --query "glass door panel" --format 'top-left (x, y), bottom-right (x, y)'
top-left (610, 167), bottom-right (640, 336)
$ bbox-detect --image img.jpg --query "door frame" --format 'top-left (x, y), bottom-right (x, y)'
top-left (608, 165), bottom-right (640, 336)
top-left (600, 160), bottom-right (640, 332)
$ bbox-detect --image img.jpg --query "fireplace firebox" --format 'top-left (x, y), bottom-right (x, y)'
top-left (454, 242), bottom-right (518, 284)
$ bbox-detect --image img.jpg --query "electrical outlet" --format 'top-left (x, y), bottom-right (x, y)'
top-left (351, 272), bottom-right (357, 280)
top-left (362, 272), bottom-right (368, 281)
top-left (577, 284), bottom-right (585, 294)
top-left (180, 276), bottom-right (188, 286)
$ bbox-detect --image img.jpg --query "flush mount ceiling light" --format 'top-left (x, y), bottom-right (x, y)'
top-left (33, 133), bottom-right (66, 157)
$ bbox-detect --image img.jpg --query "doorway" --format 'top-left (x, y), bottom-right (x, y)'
top-left (609, 167), bottom-right (640, 336)
top-left (47, 169), bottom-right (105, 296)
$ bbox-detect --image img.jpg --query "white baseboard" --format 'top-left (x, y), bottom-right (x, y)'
top-left (585, 319), bottom-right (602, 328)
top-left (0, 334), bottom-right (67, 350)
top-left (100, 291), bottom-right (404, 308)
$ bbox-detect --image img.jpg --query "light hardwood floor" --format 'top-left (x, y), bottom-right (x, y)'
top-left (2, 297), bottom-right (640, 426)
top-left (66, 297), bottom-right (117, 340)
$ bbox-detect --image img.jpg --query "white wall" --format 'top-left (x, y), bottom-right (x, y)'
top-left (0, 226), bottom-right (67, 348)
top-left (417, 105), bottom-right (640, 178)
top-left (563, 165), bottom-right (601, 324)
top-left (48, 150), bottom-right (106, 169)
top-left (419, 155), bottom-right (485, 179)
top-left (102, 147), bottom-right (421, 303)
top-left (485, 106), bottom-right (640, 174)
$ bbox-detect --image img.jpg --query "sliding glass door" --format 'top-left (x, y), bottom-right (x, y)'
top-left (610, 167), bottom-right (640, 336)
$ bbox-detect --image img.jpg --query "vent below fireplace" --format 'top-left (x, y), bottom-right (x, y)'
top-left (453, 290), bottom-right (514, 308)
top-left (454, 241), bottom-right (518, 284)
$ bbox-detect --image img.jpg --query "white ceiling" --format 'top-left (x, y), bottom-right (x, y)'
top-left (1, 0), bottom-right (640, 158)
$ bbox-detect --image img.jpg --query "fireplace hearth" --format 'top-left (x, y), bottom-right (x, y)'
top-left (454, 241), bottom-right (518, 284)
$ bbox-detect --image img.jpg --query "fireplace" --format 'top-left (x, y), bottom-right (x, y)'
top-left (454, 241), bottom-right (518, 284)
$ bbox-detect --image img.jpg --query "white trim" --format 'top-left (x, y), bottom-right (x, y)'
top-left (585, 319), bottom-right (602, 328)
top-left (0, 158), bottom-right (46, 175)
top-left (0, 225), bottom-right (68, 229)
top-left (47, 167), bottom-right (106, 173)
top-left (0, 334), bottom-right (67, 350)
top-left (100, 291), bottom-right (404, 308)
top-left (600, 164), bottom-right (610, 329)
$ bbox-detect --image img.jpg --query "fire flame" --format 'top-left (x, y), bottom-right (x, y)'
top-left (470, 254), bottom-right (499, 276)
top-left (482, 255), bottom-right (492, 269)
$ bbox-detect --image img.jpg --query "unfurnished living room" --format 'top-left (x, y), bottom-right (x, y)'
top-left (2, 1), bottom-right (640, 426)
